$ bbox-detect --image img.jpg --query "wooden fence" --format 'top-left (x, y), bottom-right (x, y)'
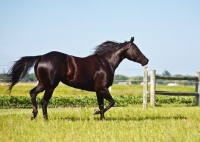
top-left (149, 70), bottom-right (200, 106)
top-left (143, 66), bottom-right (148, 108)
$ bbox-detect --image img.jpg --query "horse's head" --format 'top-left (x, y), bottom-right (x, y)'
top-left (123, 37), bottom-right (149, 66)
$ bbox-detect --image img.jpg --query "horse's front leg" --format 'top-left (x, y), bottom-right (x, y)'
top-left (94, 93), bottom-right (105, 120)
top-left (94, 88), bottom-right (115, 120)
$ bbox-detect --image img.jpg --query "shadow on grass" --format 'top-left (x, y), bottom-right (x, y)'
top-left (52, 115), bottom-right (187, 121)
top-left (104, 115), bottom-right (187, 121)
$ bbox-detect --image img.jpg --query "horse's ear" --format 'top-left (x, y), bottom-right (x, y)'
top-left (130, 37), bottom-right (134, 43)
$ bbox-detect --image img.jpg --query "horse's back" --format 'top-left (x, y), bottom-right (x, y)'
top-left (42, 51), bottom-right (67, 60)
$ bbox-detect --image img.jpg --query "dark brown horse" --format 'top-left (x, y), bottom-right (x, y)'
top-left (7, 37), bottom-right (148, 120)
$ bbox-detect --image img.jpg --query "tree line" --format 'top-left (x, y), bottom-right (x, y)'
top-left (0, 73), bottom-right (38, 83)
top-left (0, 70), bottom-right (196, 85)
top-left (114, 70), bottom-right (196, 86)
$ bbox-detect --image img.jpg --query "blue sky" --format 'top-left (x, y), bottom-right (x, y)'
top-left (0, 1), bottom-right (200, 76)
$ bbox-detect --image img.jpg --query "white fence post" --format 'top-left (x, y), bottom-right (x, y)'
top-left (108, 86), bottom-right (112, 93)
top-left (143, 66), bottom-right (148, 109)
top-left (150, 70), bottom-right (156, 106)
top-left (195, 72), bottom-right (200, 106)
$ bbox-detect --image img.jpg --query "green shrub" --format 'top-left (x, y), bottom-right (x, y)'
top-left (0, 95), bottom-right (196, 108)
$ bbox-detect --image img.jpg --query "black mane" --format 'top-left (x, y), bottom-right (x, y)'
top-left (93, 41), bottom-right (121, 55)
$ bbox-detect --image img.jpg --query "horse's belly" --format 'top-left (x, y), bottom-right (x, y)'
top-left (62, 80), bottom-right (95, 92)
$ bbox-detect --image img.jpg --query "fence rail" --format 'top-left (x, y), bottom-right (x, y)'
top-left (155, 91), bottom-right (199, 96)
top-left (149, 70), bottom-right (200, 106)
top-left (156, 76), bottom-right (198, 80)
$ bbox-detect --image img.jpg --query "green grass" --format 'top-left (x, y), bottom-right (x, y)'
top-left (0, 84), bottom-right (200, 141)
top-left (0, 83), bottom-right (197, 107)
top-left (0, 83), bottom-right (196, 97)
top-left (156, 85), bottom-right (195, 92)
top-left (0, 106), bottom-right (200, 142)
top-left (0, 83), bottom-right (144, 97)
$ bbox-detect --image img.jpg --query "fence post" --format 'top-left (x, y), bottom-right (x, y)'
top-left (195, 72), bottom-right (200, 106)
top-left (108, 86), bottom-right (112, 92)
top-left (143, 66), bottom-right (148, 109)
top-left (150, 70), bottom-right (156, 106)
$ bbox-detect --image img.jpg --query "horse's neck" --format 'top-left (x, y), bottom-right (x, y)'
top-left (104, 48), bottom-right (125, 72)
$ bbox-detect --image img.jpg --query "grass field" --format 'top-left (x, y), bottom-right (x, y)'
top-left (0, 83), bottom-right (200, 141)
top-left (0, 106), bottom-right (200, 142)
top-left (0, 83), bottom-right (196, 97)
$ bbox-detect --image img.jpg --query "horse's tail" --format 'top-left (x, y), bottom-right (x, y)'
top-left (6, 55), bottom-right (42, 94)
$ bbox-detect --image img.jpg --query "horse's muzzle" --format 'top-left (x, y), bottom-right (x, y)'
top-left (142, 58), bottom-right (149, 66)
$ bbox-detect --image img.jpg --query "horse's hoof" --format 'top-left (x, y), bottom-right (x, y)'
top-left (93, 109), bottom-right (100, 115)
top-left (43, 115), bottom-right (48, 120)
top-left (31, 115), bottom-right (35, 120)
top-left (100, 115), bottom-right (105, 120)
top-left (31, 111), bottom-right (38, 120)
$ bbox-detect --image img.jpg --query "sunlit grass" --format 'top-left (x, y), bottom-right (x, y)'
top-left (0, 83), bottom-right (196, 97)
top-left (0, 106), bottom-right (200, 142)
top-left (0, 83), bottom-right (144, 96)
top-left (156, 85), bottom-right (195, 92)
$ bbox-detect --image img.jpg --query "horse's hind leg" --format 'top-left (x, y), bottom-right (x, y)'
top-left (29, 82), bottom-right (44, 120)
top-left (41, 88), bottom-right (54, 120)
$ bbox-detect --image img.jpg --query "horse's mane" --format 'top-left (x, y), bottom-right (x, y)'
top-left (93, 41), bottom-right (121, 55)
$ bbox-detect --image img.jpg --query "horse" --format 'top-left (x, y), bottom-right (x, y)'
top-left (7, 37), bottom-right (149, 120)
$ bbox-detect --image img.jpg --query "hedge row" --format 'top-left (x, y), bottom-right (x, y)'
top-left (0, 95), bottom-right (196, 108)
